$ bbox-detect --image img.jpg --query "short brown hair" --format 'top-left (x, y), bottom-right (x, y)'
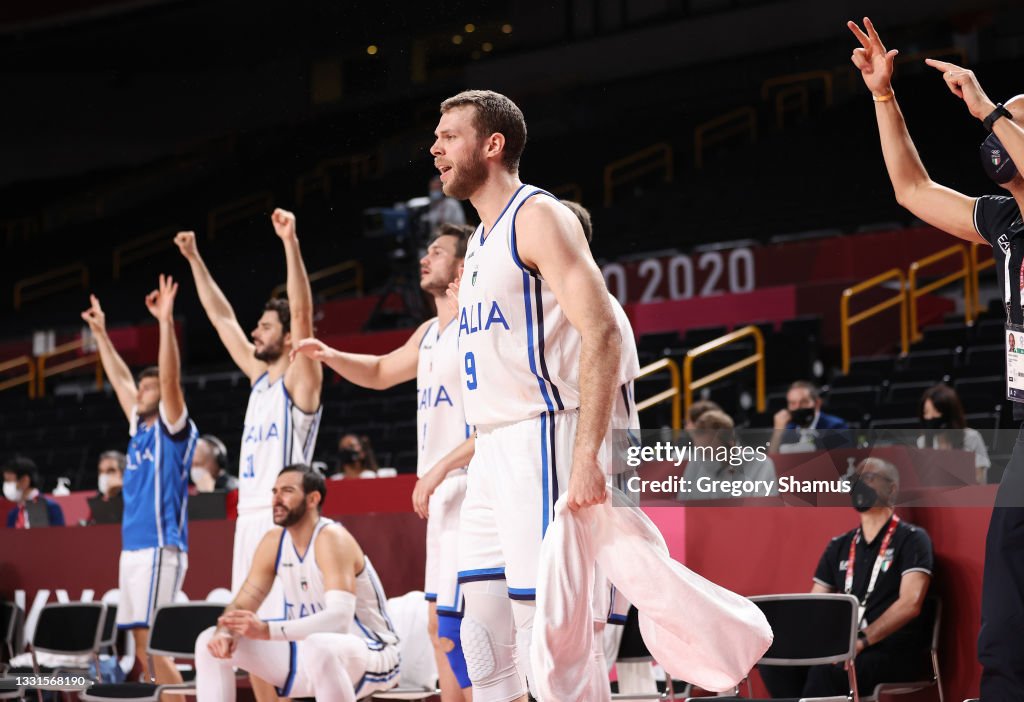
top-left (693, 409), bottom-right (735, 447)
top-left (560, 200), bottom-right (592, 243)
top-left (137, 366), bottom-right (160, 383)
top-left (688, 400), bottom-right (723, 426)
top-left (789, 380), bottom-right (820, 402)
top-left (440, 90), bottom-right (527, 172)
top-left (264, 298), bottom-right (291, 335)
top-left (429, 223), bottom-right (475, 259)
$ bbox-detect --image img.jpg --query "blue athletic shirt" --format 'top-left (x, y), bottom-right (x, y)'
top-left (123, 402), bottom-right (198, 551)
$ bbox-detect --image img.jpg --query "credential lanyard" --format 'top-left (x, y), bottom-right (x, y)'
top-left (844, 515), bottom-right (900, 612)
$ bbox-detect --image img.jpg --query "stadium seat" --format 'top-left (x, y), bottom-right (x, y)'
top-left (1, 602), bottom-right (107, 693)
top-left (861, 598), bottom-right (942, 702)
top-left (611, 605), bottom-right (688, 700)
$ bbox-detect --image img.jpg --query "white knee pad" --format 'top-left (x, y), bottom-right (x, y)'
top-left (461, 580), bottom-right (523, 702)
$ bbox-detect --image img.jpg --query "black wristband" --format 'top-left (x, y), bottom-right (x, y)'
top-left (984, 103), bottom-right (1013, 132)
top-left (858, 630), bottom-right (870, 645)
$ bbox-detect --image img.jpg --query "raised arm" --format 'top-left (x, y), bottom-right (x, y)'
top-left (144, 275), bottom-right (185, 427)
top-left (81, 295), bottom-right (136, 421)
top-left (174, 231), bottom-right (263, 381)
top-left (517, 197), bottom-right (621, 512)
top-left (271, 209), bottom-right (323, 413)
top-left (291, 320), bottom-right (430, 390)
top-left (849, 18), bottom-right (984, 244)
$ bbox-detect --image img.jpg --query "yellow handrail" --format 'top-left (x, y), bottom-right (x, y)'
top-left (840, 268), bottom-right (908, 374)
top-left (2, 215), bottom-right (40, 245)
top-left (207, 191), bottom-right (274, 240)
top-left (112, 226), bottom-right (177, 280)
top-left (271, 260), bottom-right (364, 300)
top-left (908, 244), bottom-right (972, 341)
top-left (761, 70), bottom-right (834, 106)
top-left (13, 263), bottom-right (89, 310)
top-left (970, 242), bottom-right (995, 317)
top-left (694, 107), bottom-right (757, 169)
top-left (635, 358), bottom-right (682, 431)
top-left (37, 339), bottom-right (103, 397)
top-left (0, 355), bottom-right (37, 398)
top-left (774, 85), bottom-right (809, 129)
top-left (682, 326), bottom-right (766, 419)
top-left (895, 46), bottom-right (968, 67)
top-left (603, 143), bottom-right (673, 207)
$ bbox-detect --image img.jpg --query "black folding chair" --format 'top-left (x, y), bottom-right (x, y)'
top-left (862, 598), bottom-right (943, 702)
top-left (80, 602), bottom-right (222, 702)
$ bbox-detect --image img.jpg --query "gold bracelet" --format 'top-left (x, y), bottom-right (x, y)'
top-left (872, 90), bottom-right (895, 103)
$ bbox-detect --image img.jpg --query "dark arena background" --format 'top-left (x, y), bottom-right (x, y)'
top-left (2, 0), bottom-right (1022, 700)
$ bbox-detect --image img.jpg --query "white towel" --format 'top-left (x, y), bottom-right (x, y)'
top-left (532, 487), bottom-right (773, 701)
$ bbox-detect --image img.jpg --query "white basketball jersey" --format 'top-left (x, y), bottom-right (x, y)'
top-left (238, 372), bottom-right (322, 515)
top-left (275, 518), bottom-right (398, 644)
top-left (458, 185), bottom-right (582, 425)
top-left (417, 318), bottom-right (471, 477)
top-left (610, 294), bottom-right (640, 387)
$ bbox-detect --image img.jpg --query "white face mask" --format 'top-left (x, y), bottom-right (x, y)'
top-left (98, 474), bottom-right (112, 497)
top-left (3, 481), bottom-right (23, 503)
top-left (191, 468), bottom-right (214, 493)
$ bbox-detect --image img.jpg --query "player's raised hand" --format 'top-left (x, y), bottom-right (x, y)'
top-left (566, 457), bottom-right (608, 512)
top-left (80, 294), bottom-right (107, 334)
top-left (173, 230), bottom-right (199, 260)
top-left (271, 208), bottom-right (297, 241)
top-left (848, 17), bottom-right (898, 97)
top-left (290, 337), bottom-right (332, 363)
top-left (145, 274), bottom-right (179, 322)
top-left (925, 59), bottom-right (996, 121)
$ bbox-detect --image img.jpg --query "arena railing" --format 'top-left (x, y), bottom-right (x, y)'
top-left (761, 70), bottom-right (834, 129)
top-left (907, 244), bottom-right (973, 342)
top-left (693, 106), bottom-right (756, 169)
top-left (271, 260), bottom-right (364, 300)
top-left (112, 226), bottom-right (177, 280)
top-left (0, 355), bottom-right (37, 398)
top-left (839, 268), bottom-right (908, 374)
top-left (635, 357), bottom-right (682, 431)
top-left (549, 182), bottom-right (583, 203)
top-left (603, 142), bottom-right (673, 206)
top-left (682, 325), bottom-right (766, 419)
top-left (36, 339), bottom-right (102, 397)
top-left (2, 215), bottom-right (40, 246)
top-left (207, 191), bottom-right (274, 240)
top-left (13, 262), bottom-right (89, 311)
top-left (970, 242), bottom-right (994, 318)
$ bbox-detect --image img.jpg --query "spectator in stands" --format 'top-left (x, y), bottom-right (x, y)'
top-left (97, 450), bottom-right (126, 501)
top-left (420, 175), bottom-right (466, 234)
top-left (917, 384), bottom-right (991, 484)
top-left (3, 456), bottom-right (65, 528)
top-left (761, 457), bottom-right (933, 697)
top-left (333, 433), bottom-right (377, 479)
top-left (686, 399), bottom-right (724, 431)
top-left (770, 380), bottom-right (850, 453)
top-left (848, 20), bottom-right (1024, 696)
top-left (681, 410), bottom-right (777, 500)
top-left (191, 435), bottom-right (238, 492)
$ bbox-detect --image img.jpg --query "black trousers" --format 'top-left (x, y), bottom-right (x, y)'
top-left (759, 643), bottom-right (929, 698)
top-left (979, 425), bottom-right (1024, 701)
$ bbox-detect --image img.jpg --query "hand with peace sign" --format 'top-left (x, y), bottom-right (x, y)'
top-left (847, 17), bottom-right (897, 99)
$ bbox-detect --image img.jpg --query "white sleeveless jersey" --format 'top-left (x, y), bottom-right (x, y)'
top-left (458, 185), bottom-right (582, 425)
top-left (417, 318), bottom-right (471, 477)
top-left (238, 372), bottom-right (322, 515)
top-left (275, 518), bottom-right (398, 644)
top-left (610, 294), bottom-right (640, 387)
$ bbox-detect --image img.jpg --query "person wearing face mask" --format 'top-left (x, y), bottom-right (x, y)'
top-left (680, 410), bottom-right (777, 500)
top-left (85, 451), bottom-right (127, 525)
top-left (760, 458), bottom-right (933, 698)
top-left (848, 18), bottom-right (1024, 700)
top-left (916, 384), bottom-right (991, 485)
top-left (3, 456), bottom-right (65, 528)
top-left (769, 380), bottom-right (850, 453)
top-left (191, 435), bottom-right (238, 493)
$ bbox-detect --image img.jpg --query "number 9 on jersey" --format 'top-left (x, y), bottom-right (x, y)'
top-left (465, 352), bottom-right (478, 390)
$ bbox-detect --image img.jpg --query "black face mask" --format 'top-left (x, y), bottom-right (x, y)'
top-left (851, 477), bottom-right (879, 513)
top-left (790, 407), bottom-right (815, 428)
top-left (921, 417), bottom-right (947, 431)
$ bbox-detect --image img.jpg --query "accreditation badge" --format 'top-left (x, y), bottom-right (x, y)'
top-left (1006, 323), bottom-right (1024, 403)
